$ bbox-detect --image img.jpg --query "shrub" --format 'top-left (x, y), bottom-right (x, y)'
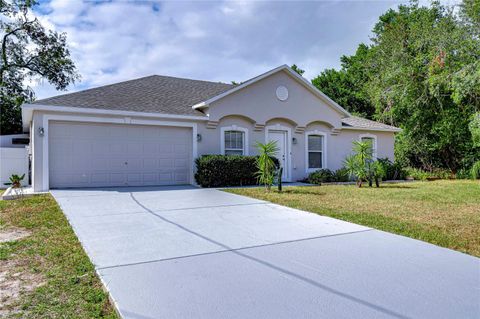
top-left (376, 158), bottom-right (407, 180)
top-left (333, 168), bottom-right (350, 182)
top-left (195, 155), bottom-right (258, 187)
top-left (308, 168), bottom-right (350, 184)
top-left (471, 161), bottom-right (480, 179)
top-left (195, 155), bottom-right (279, 188)
top-left (308, 169), bottom-right (335, 184)
top-left (405, 167), bottom-right (453, 180)
top-left (455, 168), bottom-right (471, 179)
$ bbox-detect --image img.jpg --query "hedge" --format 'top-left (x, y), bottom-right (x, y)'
top-left (195, 155), bottom-right (278, 188)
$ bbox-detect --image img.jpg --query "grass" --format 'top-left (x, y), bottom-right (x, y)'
top-left (0, 194), bottom-right (118, 318)
top-left (227, 180), bottom-right (480, 257)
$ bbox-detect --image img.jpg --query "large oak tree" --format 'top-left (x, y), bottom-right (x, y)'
top-left (0, 0), bottom-right (78, 134)
top-left (312, 0), bottom-right (480, 172)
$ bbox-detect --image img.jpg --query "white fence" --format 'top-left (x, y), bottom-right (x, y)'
top-left (0, 147), bottom-right (29, 187)
top-left (0, 134), bottom-right (29, 148)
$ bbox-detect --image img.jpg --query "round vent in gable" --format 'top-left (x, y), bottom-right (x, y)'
top-left (276, 86), bottom-right (289, 101)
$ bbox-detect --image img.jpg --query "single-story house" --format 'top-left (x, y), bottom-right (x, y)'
top-left (21, 65), bottom-right (400, 191)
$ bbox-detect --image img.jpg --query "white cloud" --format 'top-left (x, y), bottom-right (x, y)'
top-left (31, 0), bottom-right (453, 99)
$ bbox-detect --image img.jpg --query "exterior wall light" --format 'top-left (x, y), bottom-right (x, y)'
top-left (197, 133), bottom-right (202, 142)
top-left (38, 127), bottom-right (45, 137)
top-left (292, 137), bottom-right (297, 145)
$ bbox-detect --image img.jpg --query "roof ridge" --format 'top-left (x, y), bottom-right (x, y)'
top-left (150, 74), bottom-right (234, 87)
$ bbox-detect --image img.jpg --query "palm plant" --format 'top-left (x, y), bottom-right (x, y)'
top-left (343, 141), bottom-right (374, 187)
top-left (4, 174), bottom-right (25, 188)
top-left (255, 141), bottom-right (279, 191)
top-left (344, 155), bottom-right (358, 181)
top-left (369, 160), bottom-right (386, 187)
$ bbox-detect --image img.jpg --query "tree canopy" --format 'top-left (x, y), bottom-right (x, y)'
top-left (290, 64), bottom-right (305, 76)
top-left (0, 0), bottom-right (78, 134)
top-left (311, 0), bottom-right (480, 172)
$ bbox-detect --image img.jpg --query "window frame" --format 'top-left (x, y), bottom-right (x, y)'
top-left (305, 130), bottom-right (327, 173)
top-left (220, 125), bottom-right (249, 156)
top-left (359, 133), bottom-right (377, 159)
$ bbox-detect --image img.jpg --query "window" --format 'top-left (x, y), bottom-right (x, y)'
top-left (224, 131), bottom-right (244, 155)
top-left (307, 134), bottom-right (324, 169)
top-left (360, 135), bottom-right (377, 159)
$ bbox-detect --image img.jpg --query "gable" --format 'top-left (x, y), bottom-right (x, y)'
top-left (205, 68), bottom-right (346, 129)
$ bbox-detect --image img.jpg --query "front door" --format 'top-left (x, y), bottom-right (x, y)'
top-left (267, 130), bottom-right (288, 181)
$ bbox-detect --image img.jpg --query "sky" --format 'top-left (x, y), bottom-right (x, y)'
top-left (31, 0), bottom-right (460, 99)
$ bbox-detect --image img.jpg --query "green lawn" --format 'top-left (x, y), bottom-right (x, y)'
top-left (227, 180), bottom-right (480, 257)
top-left (0, 195), bottom-right (118, 318)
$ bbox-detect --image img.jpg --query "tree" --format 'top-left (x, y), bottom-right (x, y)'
top-left (0, 0), bottom-right (79, 134)
top-left (470, 113), bottom-right (480, 147)
top-left (366, 1), bottom-right (479, 172)
top-left (290, 64), bottom-right (305, 76)
top-left (315, 0), bottom-right (480, 172)
top-left (311, 44), bottom-right (375, 118)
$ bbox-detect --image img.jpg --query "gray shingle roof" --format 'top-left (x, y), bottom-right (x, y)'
top-left (342, 116), bottom-right (400, 131)
top-left (34, 75), bottom-right (234, 116)
top-left (34, 74), bottom-right (399, 131)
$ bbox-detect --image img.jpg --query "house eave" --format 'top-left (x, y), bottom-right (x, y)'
top-left (21, 103), bottom-right (209, 132)
top-left (341, 126), bottom-right (402, 133)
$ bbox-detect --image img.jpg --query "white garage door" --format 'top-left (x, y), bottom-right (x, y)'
top-left (49, 121), bottom-right (192, 188)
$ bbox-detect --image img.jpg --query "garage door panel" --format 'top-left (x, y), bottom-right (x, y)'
top-left (159, 144), bottom-right (174, 154)
top-left (109, 158), bottom-right (126, 170)
top-left (109, 142), bottom-right (127, 155)
top-left (50, 123), bottom-right (71, 137)
top-left (175, 159), bottom-right (188, 169)
top-left (143, 173), bottom-right (158, 183)
top-left (143, 142), bottom-right (158, 154)
top-left (126, 158), bottom-right (142, 170)
top-left (73, 174), bottom-right (89, 185)
top-left (73, 140), bottom-right (91, 157)
top-left (109, 125), bottom-right (128, 138)
top-left (142, 158), bottom-right (157, 170)
top-left (127, 143), bottom-right (142, 155)
top-left (91, 173), bottom-right (109, 184)
top-left (142, 126), bottom-right (158, 138)
top-left (93, 158), bottom-right (110, 170)
top-left (175, 171), bottom-right (188, 183)
top-left (159, 172), bottom-right (174, 183)
top-left (72, 157), bottom-right (91, 171)
top-left (49, 122), bottom-right (192, 188)
top-left (50, 173), bottom-right (74, 187)
top-left (92, 142), bottom-right (110, 156)
top-left (109, 173), bottom-right (125, 184)
top-left (159, 159), bottom-right (174, 169)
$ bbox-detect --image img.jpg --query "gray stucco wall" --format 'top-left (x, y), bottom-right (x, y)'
top-left (197, 117), bottom-right (395, 182)
top-left (198, 69), bottom-right (395, 181)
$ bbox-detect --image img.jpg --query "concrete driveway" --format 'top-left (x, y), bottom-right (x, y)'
top-left (51, 186), bottom-right (479, 319)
